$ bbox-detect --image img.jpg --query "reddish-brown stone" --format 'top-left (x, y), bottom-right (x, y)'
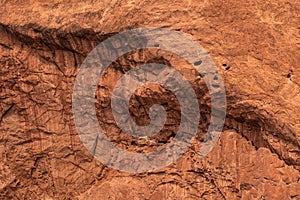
top-left (0, 0), bottom-right (299, 199)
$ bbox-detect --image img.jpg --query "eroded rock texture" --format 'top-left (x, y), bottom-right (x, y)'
top-left (0, 0), bottom-right (299, 199)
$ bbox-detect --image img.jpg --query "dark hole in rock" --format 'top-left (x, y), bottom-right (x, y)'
top-left (212, 84), bottom-right (220, 88)
top-left (194, 60), bottom-right (202, 66)
top-left (200, 73), bottom-right (206, 77)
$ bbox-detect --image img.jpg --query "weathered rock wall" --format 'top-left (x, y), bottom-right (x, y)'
top-left (0, 0), bottom-right (299, 199)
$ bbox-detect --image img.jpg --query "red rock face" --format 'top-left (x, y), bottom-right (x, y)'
top-left (0, 0), bottom-right (299, 199)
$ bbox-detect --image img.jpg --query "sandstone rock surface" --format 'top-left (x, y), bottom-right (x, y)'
top-left (0, 0), bottom-right (299, 199)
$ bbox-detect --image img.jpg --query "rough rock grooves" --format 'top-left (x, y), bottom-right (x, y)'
top-left (1, 0), bottom-right (300, 199)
